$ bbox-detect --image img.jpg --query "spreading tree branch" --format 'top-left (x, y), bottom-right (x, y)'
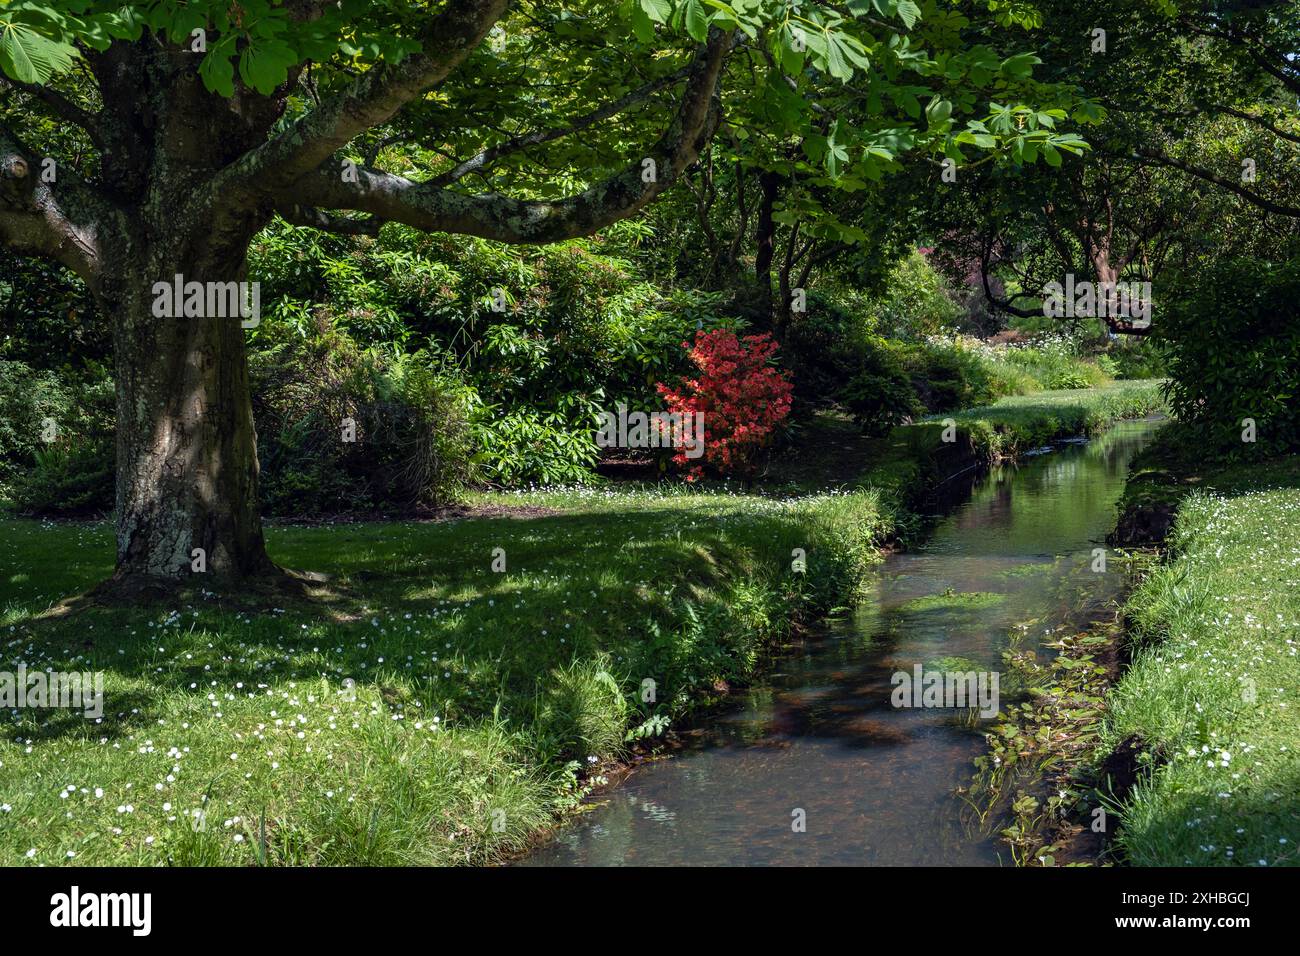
top-left (212, 0), bottom-right (510, 199)
top-left (271, 29), bottom-right (732, 244)
top-left (1133, 146), bottom-right (1300, 218)
top-left (1180, 15), bottom-right (1300, 97)
top-left (1213, 103), bottom-right (1300, 147)
top-left (0, 124), bottom-right (109, 285)
top-left (427, 63), bottom-right (696, 188)
top-left (0, 74), bottom-right (105, 151)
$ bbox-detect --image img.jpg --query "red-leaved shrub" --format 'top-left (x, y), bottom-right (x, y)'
top-left (656, 329), bottom-right (794, 480)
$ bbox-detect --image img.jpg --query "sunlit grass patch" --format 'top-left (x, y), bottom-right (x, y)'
top-left (1103, 487), bottom-right (1300, 866)
top-left (935, 380), bottom-right (1168, 460)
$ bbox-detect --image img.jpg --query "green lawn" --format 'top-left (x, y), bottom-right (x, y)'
top-left (0, 489), bottom-right (886, 865)
top-left (1103, 474), bottom-right (1300, 866)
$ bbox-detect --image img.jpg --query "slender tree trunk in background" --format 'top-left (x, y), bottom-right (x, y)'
top-left (774, 221), bottom-right (801, 338)
top-left (753, 170), bottom-right (782, 325)
top-left (1091, 254), bottom-right (1120, 291)
top-left (1091, 249), bottom-right (1120, 340)
top-left (724, 162), bottom-right (749, 275)
top-left (776, 263), bottom-right (792, 337)
top-left (1087, 241), bottom-right (1150, 335)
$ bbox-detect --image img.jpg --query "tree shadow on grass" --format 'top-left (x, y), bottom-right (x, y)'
top-left (3, 504), bottom-right (828, 745)
top-left (1116, 764), bottom-right (1300, 867)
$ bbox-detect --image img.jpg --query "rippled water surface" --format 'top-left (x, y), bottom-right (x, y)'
top-left (523, 419), bottom-right (1162, 866)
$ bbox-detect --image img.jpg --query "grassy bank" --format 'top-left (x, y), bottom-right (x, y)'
top-left (0, 490), bottom-right (887, 865)
top-left (1114, 422), bottom-right (1300, 545)
top-left (938, 380), bottom-right (1167, 459)
top-left (1099, 429), bottom-right (1300, 866)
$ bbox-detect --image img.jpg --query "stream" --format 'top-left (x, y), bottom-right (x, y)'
top-left (523, 418), bottom-right (1162, 866)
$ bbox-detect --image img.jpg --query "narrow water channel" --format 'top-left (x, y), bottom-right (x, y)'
top-left (523, 418), bottom-right (1162, 866)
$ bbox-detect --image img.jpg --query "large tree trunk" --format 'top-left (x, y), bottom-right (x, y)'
top-left (102, 239), bottom-right (275, 588)
top-left (76, 36), bottom-right (286, 592)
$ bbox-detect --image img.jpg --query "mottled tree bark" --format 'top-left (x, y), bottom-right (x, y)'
top-left (104, 248), bottom-right (272, 585)
top-left (77, 38), bottom-right (283, 590)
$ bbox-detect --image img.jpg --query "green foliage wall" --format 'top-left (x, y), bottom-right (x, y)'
top-left (0, 360), bottom-right (113, 513)
top-left (249, 222), bottom-right (730, 487)
top-left (1160, 256), bottom-right (1300, 457)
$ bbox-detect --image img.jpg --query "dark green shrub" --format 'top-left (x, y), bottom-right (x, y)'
top-left (250, 321), bottom-right (476, 515)
top-left (0, 360), bottom-right (56, 495)
top-left (249, 222), bottom-right (721, 487)
top-left (470, 407), bottom-right (600, 487)
top-left (1160, 257), bottom-right (1300, 456)
top-left (784, 292), bottom-right (875, 403)
top-left (0, 259), bottom-right (104, 367)
top-left (1, 360), bottom-right (115, 514)
top-left (906, 340), bottom-right (996, 412)
top-left (870, 250), bottom-right (963, 339)
top-left (11, 441), bottom-right (114, 516)
top-left (1106, 335), bottom-right (1168, 380)
top-left (838, 336), bottom-right (920, 435)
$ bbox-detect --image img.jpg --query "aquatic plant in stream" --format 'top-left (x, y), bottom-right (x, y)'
top-left (963, 625), bottom-right (1120, 866)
